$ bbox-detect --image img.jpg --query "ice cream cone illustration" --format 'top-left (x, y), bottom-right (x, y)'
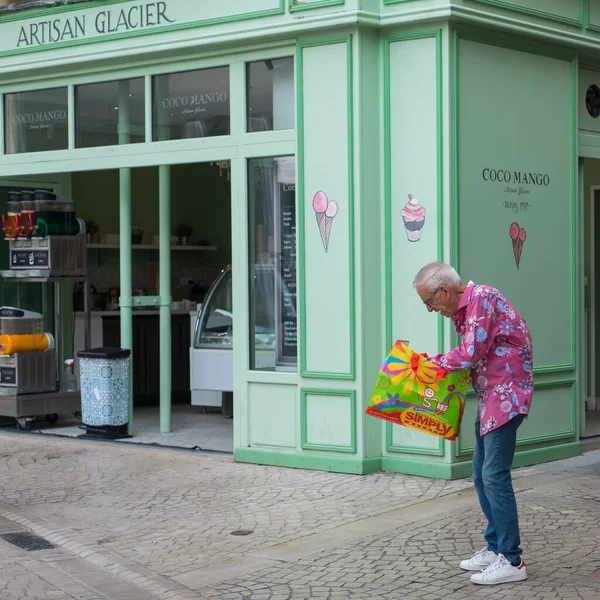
top-left (312, 191), bottom-right (338, 252)
top-left (509, 222), bottom-right (527, 269)
top-left (402, 194), bottom-right (426, 242)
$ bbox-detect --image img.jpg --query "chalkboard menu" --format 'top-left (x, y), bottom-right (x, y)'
top-left (278, 183), bottom-right (297, 363)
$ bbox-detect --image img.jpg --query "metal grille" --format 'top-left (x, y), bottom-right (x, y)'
top-left (0, 532), bottom-right (56, 551)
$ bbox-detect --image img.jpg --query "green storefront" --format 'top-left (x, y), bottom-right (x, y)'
top-left (0, 0), bottom-right (596, 478)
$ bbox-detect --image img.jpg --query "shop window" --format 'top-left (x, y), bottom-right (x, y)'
top-left (4, 87), bottom-right (68, 154)
top-left (152, 66), bottom-right (230, 141)
top-left (246, 57), bottom-right (294, 132)
top-left (76, 78), bottom-right (145, 148)
top-left (248, 156), bottom-right (296, 371)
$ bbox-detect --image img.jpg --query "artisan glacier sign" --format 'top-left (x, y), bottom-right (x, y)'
top-left (2, 0), bottom-right (282, 53)
top-left (16, 2), bottom-right (174, 47)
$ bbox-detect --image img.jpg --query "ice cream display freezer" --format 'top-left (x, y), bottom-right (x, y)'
top-left (190, 265), bottom-right (293, 407)
top-left (190, 267), bottom-right (239, 408)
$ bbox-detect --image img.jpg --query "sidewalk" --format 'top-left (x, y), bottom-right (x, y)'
top-left (0, 433), bottom-right (597, 599)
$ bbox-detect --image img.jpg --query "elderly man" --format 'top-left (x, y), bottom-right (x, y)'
top-left (413, 262), bottom-right (533, 586)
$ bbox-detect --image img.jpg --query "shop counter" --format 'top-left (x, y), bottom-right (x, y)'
top-left (74, 310), bottom-right (192, 403)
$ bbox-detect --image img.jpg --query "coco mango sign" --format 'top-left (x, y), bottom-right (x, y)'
top-left (482, 166), bottom-right (551, 213)
top-left (1, 0), bottom-right (281, 53)
top-left (482, 168), bottom-right (550, 186)
top-left (12, 108), bottom-right (67, 126)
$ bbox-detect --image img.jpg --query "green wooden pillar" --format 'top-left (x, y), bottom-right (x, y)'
top-left (159, 164), bottom-right (172, 433)
top-left (119, 168), bottom-right (133, 434)
top-left (118, 82), bottom-right (133, 433)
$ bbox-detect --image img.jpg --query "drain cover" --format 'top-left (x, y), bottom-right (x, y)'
top-left (230, 530), bottom-right (253, 536)
top-left (0, 532), bottom-right (55, 551)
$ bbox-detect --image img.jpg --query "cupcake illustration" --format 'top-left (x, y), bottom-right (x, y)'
top-left (402, 194), bottom-right (426, 242)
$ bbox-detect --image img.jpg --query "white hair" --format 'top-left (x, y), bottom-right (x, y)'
top-left (413, 262), bottom-right (462, 294)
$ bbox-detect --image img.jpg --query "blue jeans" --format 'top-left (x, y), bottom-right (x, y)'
top-left (472, 415), bottom-right (524, 564)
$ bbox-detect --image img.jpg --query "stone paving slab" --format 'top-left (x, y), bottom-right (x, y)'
top-left (192, 470), bottom-right (592, 599)
top-left (0, 433), bottom-right (597, 599)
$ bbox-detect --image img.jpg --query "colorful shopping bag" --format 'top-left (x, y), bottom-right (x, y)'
top-left (365, 340), bottom-right (469, 441)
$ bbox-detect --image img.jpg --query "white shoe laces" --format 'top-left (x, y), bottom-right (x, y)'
top-left (482, 555), bottom-right (508, 574)
top-left (473, 547), bottom-right (491, 560)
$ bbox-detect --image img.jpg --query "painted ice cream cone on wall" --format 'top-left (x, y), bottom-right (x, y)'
top-left (509, 222), bottom-right (527, 269)
top-left (402, 194), bottom-right (426, 242)
top-left (312, 191), bottom-right (338, 252)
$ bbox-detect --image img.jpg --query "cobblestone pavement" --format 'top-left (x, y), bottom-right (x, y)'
top-left (0, 433), bottom-right (597, 599)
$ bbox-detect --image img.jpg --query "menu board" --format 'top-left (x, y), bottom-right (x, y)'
top-left (278, 183), bottom-right (297, 362)
top-left (10, 249), bottom-right (50, 269)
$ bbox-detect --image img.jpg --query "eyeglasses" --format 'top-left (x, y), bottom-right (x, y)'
top-left (423, 286), bottom-right (441, 307)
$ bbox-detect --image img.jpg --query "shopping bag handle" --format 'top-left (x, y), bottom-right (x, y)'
top-left (418, 352), bottom-right (450, 377)
top-left (410, 352), bottom-right (447, 383)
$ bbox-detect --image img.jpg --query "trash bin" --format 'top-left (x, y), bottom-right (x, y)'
top-left (77, 347), bottom-right (131, 439)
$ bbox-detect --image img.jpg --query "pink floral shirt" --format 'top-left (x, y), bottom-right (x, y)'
top-left (431, 281), bottom-right (533, 436)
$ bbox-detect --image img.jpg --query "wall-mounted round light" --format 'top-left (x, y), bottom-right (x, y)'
top-left (586, 84), bottom-right (600, 118)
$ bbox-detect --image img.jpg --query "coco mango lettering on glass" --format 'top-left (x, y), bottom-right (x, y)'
top-left (16, 2), bottom-right (175, 48)
top-left (163, 93), bottom-right (228, 116)
top-left (161, 93), bottom-right (228, 108)
top-left (12, 109), bottom-right (67, 126)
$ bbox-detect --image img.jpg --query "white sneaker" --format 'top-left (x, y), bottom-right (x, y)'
top-left (460, 547), bottom-right (498, 571)
top-left (470, 554), bottom-right (527, 585)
